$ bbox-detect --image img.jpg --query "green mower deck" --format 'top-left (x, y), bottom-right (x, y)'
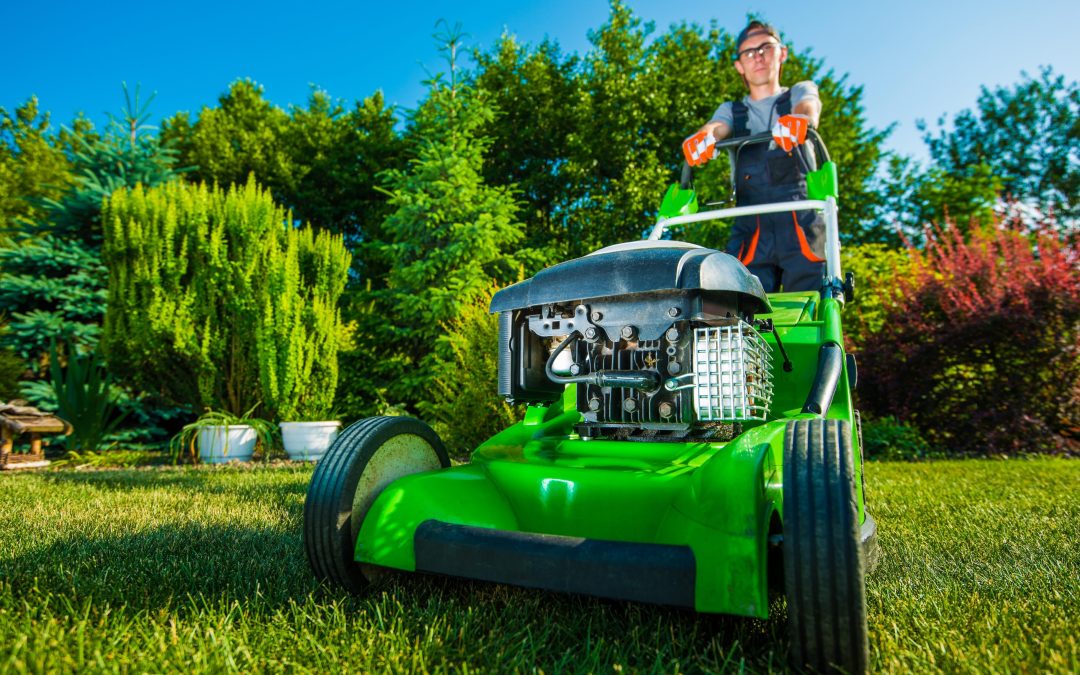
top-left (351, 291), bottom-right (871, 618)
top-left (305, 129), bottom-right (875, 673)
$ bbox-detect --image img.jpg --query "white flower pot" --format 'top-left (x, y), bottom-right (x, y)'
top-left (197, 425), bottom-right (257, 463)
top-left (280, 421), bottom-right (341, 461)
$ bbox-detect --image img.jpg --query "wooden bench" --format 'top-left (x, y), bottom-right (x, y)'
top-left (0, 403), bottom-right (71, 471)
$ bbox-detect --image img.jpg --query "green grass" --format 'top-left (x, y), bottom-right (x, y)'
top-left (0, 459), bottom-right (1076, 673)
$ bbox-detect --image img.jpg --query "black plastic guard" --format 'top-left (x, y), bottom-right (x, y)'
top-left (489, 244), bottom-right (771, 315)
top-left (802, 342), bottom-right (844, 415)
top-left (414, 520), bottom-right (697, 608)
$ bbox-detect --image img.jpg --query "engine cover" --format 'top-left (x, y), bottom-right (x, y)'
top-left (492, 244), bottom-right (776, 440)
top-left (490, 241), bottom-right (771, 316)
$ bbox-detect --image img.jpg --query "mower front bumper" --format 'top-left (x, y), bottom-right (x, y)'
top-left (414, 520), bottom-right (697, 608)
top-left (410, 510), bottom-right (877, 610)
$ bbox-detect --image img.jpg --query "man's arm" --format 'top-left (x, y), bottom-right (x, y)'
top-left (792, 97), bottom-right (821, 128)
top-left (696, 120), bottom-right (732, 141)
top-left (790, 81), bottom-right (822, 128)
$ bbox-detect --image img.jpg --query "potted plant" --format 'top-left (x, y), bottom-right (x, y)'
top-left (171, 407), bottom-right (277, 464)
top-left (280, 406), bottom-right (341, 462)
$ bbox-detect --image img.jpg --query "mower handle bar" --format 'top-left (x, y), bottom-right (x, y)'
top-left (663, 126), bottom-right (842, 289)
top-left (647, 197), bottom-right (843, 290)
top-left (679, 128), bottom-right (831, 190)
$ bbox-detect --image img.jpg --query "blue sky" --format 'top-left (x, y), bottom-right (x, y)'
top-left (3, 0), bottom-right (1078, 162)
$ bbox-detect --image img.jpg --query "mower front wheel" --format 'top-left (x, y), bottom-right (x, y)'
top-left (783, 418), bottom-right (869, 673)
top-left (304, 416), bottom-right (450, 592)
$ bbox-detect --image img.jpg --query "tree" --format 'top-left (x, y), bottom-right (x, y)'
top-left (556, 2), bottom-right (670, 254)
top-left (473, 35), bottom-right (580, 264)
top-left (876, 154), bottom-right (1001, 243)
top-left (353, 25), bottom-right (528, 411)
top-left (161, 79), bottom-right (294, 204)
top-left (162, 82), bottom-right (404, 258)
top-left (0, 88), bottom-right (180, 368)
top-left (42, 86), bottom-right (181, 247)
top-left (0, 236), bottom-right (106, 364)
top-left (0, 97), bottom-right (76, 243)
top-left (919, 67), bottom-right (1078, 225)
top-left (284, 89), bottom-right (403, 250)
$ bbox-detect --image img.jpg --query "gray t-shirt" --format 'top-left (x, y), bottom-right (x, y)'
top-left (709, 81), bottom-right (819, 134)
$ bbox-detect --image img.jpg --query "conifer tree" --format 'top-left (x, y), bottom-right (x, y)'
top-left (42, 85), bottom-right (181, 247)
top-left (354, 24), bottom-right (529, 410)
top-left (0, 87), bottom-right (179, 367)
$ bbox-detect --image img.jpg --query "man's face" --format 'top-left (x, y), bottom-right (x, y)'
top-left (734, 32), bottom-right (786, 87)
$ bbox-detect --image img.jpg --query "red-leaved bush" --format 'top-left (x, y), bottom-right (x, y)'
top-left (859, 219), bottom-right (1079, 456)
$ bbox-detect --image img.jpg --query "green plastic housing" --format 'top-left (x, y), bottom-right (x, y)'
top-left (355, 292), bottom-right (865, 619)
top-left (806, 161), bottom-right (839, 201)
top-left (656, 183), bottom-right (698, 221)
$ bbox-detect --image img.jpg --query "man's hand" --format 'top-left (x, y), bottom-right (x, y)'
top-left (771, 114), bottom-right (810, 152)
top-left (682, 130), bottom-right (716, 166)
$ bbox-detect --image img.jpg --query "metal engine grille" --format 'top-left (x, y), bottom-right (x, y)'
top-left (693, 321), bottom-right (773, 421)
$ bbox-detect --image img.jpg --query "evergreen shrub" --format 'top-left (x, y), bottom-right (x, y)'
top-left (860, 222), bottom-right (1079, 455)
top-left (861, 415), bottom-right (937, 461)
top-left (419, 286), bottom-right (522, 458)
top-left (0, 236), bottom-right (106, 365)
top-left (101, 176), bottom-right (351, 419)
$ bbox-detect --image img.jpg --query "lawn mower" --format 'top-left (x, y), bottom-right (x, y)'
top-left (304, 129), bottom-right (877, 673)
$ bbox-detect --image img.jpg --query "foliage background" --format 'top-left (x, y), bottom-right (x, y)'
top-left (1, 1), bottom-right (1076, 457)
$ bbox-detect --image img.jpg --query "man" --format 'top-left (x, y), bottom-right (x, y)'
top-left (682, 20), bottom-right (826, 293)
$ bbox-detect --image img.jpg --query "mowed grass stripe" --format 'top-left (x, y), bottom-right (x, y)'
top-left (0, 459), bottom-right (1076, 673)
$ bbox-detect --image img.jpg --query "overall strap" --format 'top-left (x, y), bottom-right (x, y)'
top-left (731, 100), bottom-right (750, 137)
top-left (774, 89), bottom-right (792, 119)
top-left (735, 89), bottom-right (792, 135)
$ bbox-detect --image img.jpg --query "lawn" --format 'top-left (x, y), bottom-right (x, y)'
top-left (0, 458), bottom-right (1076, 673)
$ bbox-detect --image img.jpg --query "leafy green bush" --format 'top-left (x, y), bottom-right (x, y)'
top-left (419, 286), bottom-right (523, 458)
top-left (860, 222), bottom-right (1079, 455)
top-left (861, 415), bottom-right (937, 461)
top-left (256, 224), bottom-right (351, 420)
top-left (101, 176), bottom-right (351, 420)
top-left (841, 243), bottom-right (912, 353)
top-left (47, 341), bottom-right (128, 452)
top-left (0, 346), bottom-right (23, 402)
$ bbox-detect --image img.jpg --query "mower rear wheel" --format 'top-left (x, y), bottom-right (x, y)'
top-left (783, 419), bottom-right (869, 673)
top-left (304, 416), bottom-right (450, 592)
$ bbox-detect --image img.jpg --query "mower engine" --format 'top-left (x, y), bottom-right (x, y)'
top-left (491, 241), bottom-right (775, 440)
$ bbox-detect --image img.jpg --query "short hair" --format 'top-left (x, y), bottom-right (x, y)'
top-left (733, 20), bottom-right (781, 60)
